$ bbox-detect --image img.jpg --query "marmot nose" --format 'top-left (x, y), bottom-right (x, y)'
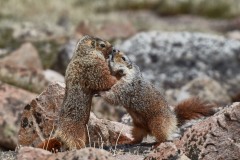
top-left (112, 48), bottom-right (119, 55)
top-left (111, 48), bottom-right (119, 61)
top-left (112, 48), bottom-right (118, 53)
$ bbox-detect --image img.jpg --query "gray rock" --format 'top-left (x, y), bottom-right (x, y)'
top-left (116, 32), bottom-right (240, 97)
top-left (120, 114), bottom-right (133, 126)
top-left (43, 69), bottom-right (64, 83)
top-left (0, 151), bottom-right (16, 160)
top-left (53, 39), bottom-right (77, 74)
top-left (166, 76), bottom-right (231, 105)
top-left (174, 102), bottom-right (240, 160)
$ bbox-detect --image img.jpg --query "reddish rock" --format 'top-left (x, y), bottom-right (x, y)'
top-left (0, 81), bottom-right (37, 150)
top-left (17, 147), bottom-right (51, 160)
top-left (116, 154), bottom-right (144, 160)
top-left (75, 20), bottom-right (136, 41)
top-left (17, 147), bottom-right (115, 160)
top-left (175, 102), bottom-right (240, 160)
top-left (0, 43), bottom-right (49, 93)
top-left (146, 142), bottom-right (189, 160)
top-left (18, 82), bottom-right (133, 149)
top-left (146, 103), bottom-right (240, 160)
top-left (0, 43), bottom-right (42, 71)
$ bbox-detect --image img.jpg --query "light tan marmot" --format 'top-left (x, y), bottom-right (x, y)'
top-left (100, 50), bottom-right (216, 146)
top-left (38, 35), bottom-right (117, 151)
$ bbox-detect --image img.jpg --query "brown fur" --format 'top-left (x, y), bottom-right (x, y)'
top-left (38, 35), bottom-right (117, 151)
top-left (37, 138), bottom-right (62, 153)
top-left (175, 97), bottom-right (216, 126)
top-left (101, 50), bottom-right (216, 145)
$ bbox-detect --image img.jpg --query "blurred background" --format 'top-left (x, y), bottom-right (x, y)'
top-left (0, 0), bottom-right (240, 151)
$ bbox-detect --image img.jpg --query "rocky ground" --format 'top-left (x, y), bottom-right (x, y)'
top-left (0, 1), bottom-right (240, 160)
top-left (0, 31), bottom-right (240, 159)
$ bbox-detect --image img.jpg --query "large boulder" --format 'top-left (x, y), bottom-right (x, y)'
top-left (175, 102), bottom-right (240, 160)
top-left (146, 102), bottom-right (240, 159)
top-left (0, 81), bottom-right (37, 150)
top-left (18, 82), bottom-right (133, 148)
top-left (116, 32), bottom-right (240, 97)
top-left (166, 76), bottom-right (231, 105)
top-left (0, 43), bottom-right (64, 93)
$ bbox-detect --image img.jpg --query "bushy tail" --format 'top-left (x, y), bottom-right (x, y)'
top-left (37, 138), bottom-right (62, 153)
top-left (174, 97), bottom-right (216, 126)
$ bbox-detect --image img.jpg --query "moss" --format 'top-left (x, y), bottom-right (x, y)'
top-left (73, 0), bottom-right (240, 19)
top-left (155, 0), bottom-right (239, 19)
top-left (197, 0), bottom-right (232, 18)
top-left (83, 0), bottom-right (159, 13)
top-left (0, 28), bottom-right (21, 49)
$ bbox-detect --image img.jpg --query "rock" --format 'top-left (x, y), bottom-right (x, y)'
top-left (0, 151), bottom-right (16, 160)
top-left (120, 114), bottom-right (133, 126)
top-left (17, 147), bottom-right (115, 160)
top-left (175, 102), bottom-right (240, 159)
top-left (166, 76), bottom-right (231, 105)
top-left (145, 103), bottom-right (240, 159)
top-left (0, 42), bottom-right (49, 93)
top-left (0, 43), bottom-right (42, 70)
top-left (92, 97), bottom-right (127, 122)
top-left (75, 20), bottom-right (136, 41)
top-left (52, 39), bottom-right (77, 74)
top-left (0, 81), bottom-right (37, 150)
top-left (88, 113), bottom-right (133, 147)
top-left (52, 147), bottom-right (115, 160)
top-left (226, 30), bottom-right (240, 40)
top-left (12, 22), bottom-right (68, 42)
top-left (116, 154), bottom-right (144, 160)
top-left (146, 142), bottom-right (190, 160)
top-left (43, 69), bottom-right (64, 83)
top-left (116, 32), bottom-right (240, 97)
top-left (17, 147), bottom-right (51, 160)
top-left (18, 82), bottom-right (133, 149)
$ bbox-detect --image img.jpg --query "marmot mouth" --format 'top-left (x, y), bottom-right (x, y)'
top-left (106, 47), bottom-right (113, 58)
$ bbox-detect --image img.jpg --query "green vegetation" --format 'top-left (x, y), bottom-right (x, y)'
top-left (75, 0), bottom-right (240, 19)
top-left (0, 28), bottom-right (21, 49)
top-left (156, 0), bottom-right (240, 18)
top-left (0, 0), bottom-right (239, 22)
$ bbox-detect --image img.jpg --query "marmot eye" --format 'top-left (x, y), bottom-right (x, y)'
top-left (100, 43), bottom-right (106, 48)
top-left (122, 57), bottom-right (126, 61)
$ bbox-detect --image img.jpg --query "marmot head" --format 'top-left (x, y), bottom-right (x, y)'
top-left (109, 49), bottom-right (133, 77)
top-left (77, 35), bottom-right (113, 58)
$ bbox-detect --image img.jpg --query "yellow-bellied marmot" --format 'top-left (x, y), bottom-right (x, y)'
top-left (100, 50), bottom-right (216, 146)
top-left (38, 35), bottom-right (117, 151)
